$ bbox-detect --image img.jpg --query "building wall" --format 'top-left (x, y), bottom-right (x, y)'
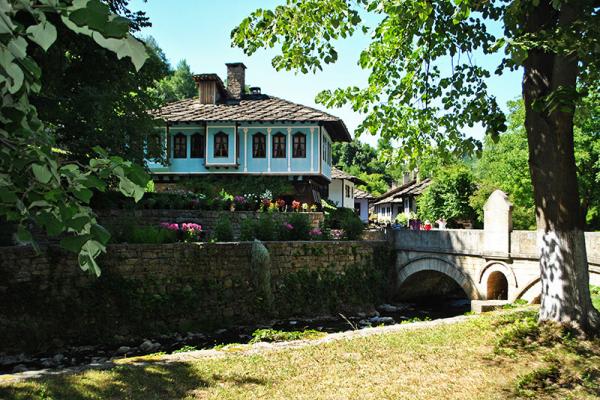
top-left (355, 198), bottom-right (369, 222)
top-left (328, 178), bottom-right (355, 209)
top-left (148, 122), bottom-right (332, 179)
top-left (0, 241), bottom-right (390, 353)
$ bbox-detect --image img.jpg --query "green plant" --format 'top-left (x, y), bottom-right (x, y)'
top-left (127, 226), bottom-right (178, 244)
top-left (239, 218), bottom-right (256, 241)
top-left (255, 214), bottom-right (277, 241)
top-left (213, 215), bottom-right (234, 242)
top-left (249, 329), bottom-right (325, 344)
top-left (172, 345), bottom-right (198, 354)
top-left (280, 213), bottom-right (311, 241)
top-left (341, 213), bottom-right (364, 240)
top-left (395, 213), bottom-right (409, 227)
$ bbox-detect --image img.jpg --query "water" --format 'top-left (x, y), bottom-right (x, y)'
top-left (0, 299), bottom-right (469, 374)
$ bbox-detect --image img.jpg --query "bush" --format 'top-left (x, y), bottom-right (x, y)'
top-left (239, 218), bottom-right (256, 241)
top-left (213, 215), bottom-right (234, 241)
top-left (127, 226), bottom-right (178, 244)
top-left (255, 214), bottom-right (277, 241)
top-left (281, 213), bottom-right (311, 241)
top-left (395, 213), bottom-right (409, 227)
top-left (325, 207), bottom-right (357, 229)
top-left (341, 212), bottom-right (364, 240)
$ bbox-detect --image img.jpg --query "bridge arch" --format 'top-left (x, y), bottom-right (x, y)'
top-left (396, 256), bottom-right (481, 300)
top-left (478, 262), bottom-right (517, 301)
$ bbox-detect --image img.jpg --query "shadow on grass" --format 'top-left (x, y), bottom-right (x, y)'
top-left (0, 360), bottom-right (269, 400)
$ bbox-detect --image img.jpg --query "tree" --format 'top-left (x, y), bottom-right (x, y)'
top-left (0, 0), bottom-right (150, 276)
top-left (30, 19), bottom-right (170, 166)
top-left (418, 164), bottom-right (477, 227)
top-left (471, 98), bottom-right (600, 231)
top-left (151, 59), bottom-right (197, 103)
top-left (471, 100), bottom-right (536, 230)
top-left (232, 0), bottom-right (600, 332)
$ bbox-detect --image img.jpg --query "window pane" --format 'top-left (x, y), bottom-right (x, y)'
top-left (214, 132), bottom-right (228, 157)
top-left (173, 133), bottom-right (186, 158)
top-left (293, 133), bottom-right (306, 158)
top-left (273, 133), bottom-right (286, 158)
top-left (253, 133), bottom-right (265, 158)
top-left (190, 133), bottom-right (205, 158)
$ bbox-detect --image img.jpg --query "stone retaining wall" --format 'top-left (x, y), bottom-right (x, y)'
top-left (97, 210), bottom-right (324, 240)
top-left (0, 240), bottom-right (390, 353)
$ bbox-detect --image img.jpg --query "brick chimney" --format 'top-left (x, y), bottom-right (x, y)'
top-left (226, 62), bottom-right (246, 99)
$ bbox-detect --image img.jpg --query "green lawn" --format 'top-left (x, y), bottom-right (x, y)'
top-left (1, 307), bottom-right (598, 400)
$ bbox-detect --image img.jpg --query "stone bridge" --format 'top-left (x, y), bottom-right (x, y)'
top-left (392, 191), bottom-right (600, 303)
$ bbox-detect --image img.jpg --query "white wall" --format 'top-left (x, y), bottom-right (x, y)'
top-left (354, 198), bottom-right (369, 222)
top-left (328, 178), bottom-right (355, 209)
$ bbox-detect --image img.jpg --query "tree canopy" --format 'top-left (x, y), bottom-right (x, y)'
top-left (0, 0), bottom-right (150, 275)
top-left (232, 0), bottom-right (600, 331)
top-left (151, 59), bottom-right (197, 104)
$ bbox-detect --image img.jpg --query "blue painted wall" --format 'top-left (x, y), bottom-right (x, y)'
top-left (148, 122), bottom-right (337, 180)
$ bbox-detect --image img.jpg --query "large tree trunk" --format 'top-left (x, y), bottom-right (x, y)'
top-left (523, 0), bottom-right (600, 334)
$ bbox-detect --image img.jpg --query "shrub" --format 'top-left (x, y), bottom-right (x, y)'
top-left (239, 218), bottom-right (257, 241)
top-left (127, 226), bottom-right (178, 244)
top-left (395, 213), bottom-right (409, 227)
top-left (213, 215), bottom-right (234, 241)
top-left (325, 207), bottom-right (357, 229)
top-left (255, 214), bottom-right (277, 241)
top-left (341, 213), bottom-right (364, 240)
top-left (285, 213), bottom-right (311, 240)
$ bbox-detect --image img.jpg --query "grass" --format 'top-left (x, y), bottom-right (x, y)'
top-left (1, 307), bottom-right (599, 400)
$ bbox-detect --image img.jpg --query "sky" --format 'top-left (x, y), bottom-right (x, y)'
top-left (130, 0), bottom-right (522, 147)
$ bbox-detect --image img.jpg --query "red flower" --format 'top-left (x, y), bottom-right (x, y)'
top-left (292, 200), bottom-right (301, 210)
top-left (276, 199), bottom-right (286, 208)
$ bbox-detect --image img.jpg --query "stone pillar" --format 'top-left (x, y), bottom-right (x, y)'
top-left (483, 190), bottom-right (513, 258)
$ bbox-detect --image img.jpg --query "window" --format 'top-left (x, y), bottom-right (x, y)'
top-left (322, 139), bottom-right (327, 162)
top-left (252, 133), bottom-right (266, 158)
top-left (345, 185), bottom-right (351, 198)
top-left (146, 133), bottom-right (162, 159)
top-left (292, 132), bottom-right (306, 158)
top-left (190, 133), bottom-right (205, 158)
top-left (214, 132), bottom-right (228, 157)
top-left (272, 132), bottom-right (286, 158)
top-left (173, 133), bottom-right (187, 158)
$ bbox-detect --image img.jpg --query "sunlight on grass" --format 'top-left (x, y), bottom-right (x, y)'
top-left (0, 308), bottom-right (598, 400)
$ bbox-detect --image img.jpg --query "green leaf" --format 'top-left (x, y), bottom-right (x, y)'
top-left (16, 226), bottom-right (33, 243)
top-left (91, 223), bottom-right (111, 245)
top-left (60, 234), bottom-right (91, 253)
top-left (92, 33), bottom-right (149, 72)
top-left (26, 21), bottom-right (58, 51)
top-left (32, 163), bottom-right (52, 184)
top-left (68, 0), bottom-right (111, 31)
top-left (73, 187), bottom-right (93, 203)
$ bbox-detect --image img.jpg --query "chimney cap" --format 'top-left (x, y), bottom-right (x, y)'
top-left (250, 86), bottom-right (261, 95)
top-left (225, 62), bottom-right (247, 69)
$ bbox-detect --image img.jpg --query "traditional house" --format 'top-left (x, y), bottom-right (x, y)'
top-left (353, 187), bottom-right (374, 222)
top-left (328, 167), bottom-right (366, 209)
top-left (373, 178), bottom-right (432, 223)
top-left (148, 63), bottom-right (352, 203)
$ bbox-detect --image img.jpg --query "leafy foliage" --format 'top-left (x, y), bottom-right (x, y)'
top-left (417, 164), bottom-right (477, 226)
top-left (212, 215), bottom-right (234, 242)
top-left (150, 59), bottom-right (197, 103)
top-left (0, 0), bottom-right (150, 275)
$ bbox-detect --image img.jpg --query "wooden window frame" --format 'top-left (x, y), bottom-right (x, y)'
top-left (252, 132), bottom-right (266, 158)
top-left (292, 132), bottom-right (306, 158)
top-left (173, 133), bottom-right (187, 159)
top-left (214, 132), bottom-right (229, 158)
top-left (272, 132), bottom-right (286, 159)
top-left (190, 133), bottom-right (205, 158)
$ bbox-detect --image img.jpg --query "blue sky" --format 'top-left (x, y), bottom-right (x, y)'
top-left (130, 0), bottom-right (522, 146)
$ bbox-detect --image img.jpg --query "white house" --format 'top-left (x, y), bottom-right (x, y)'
top-left (353, 187), bottom-right (374, 222)
top-left (328, 167), bottom-right (366, 209)
top-left (373, 178), bottom-right (431, 223)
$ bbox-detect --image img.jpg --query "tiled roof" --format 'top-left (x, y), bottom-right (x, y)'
top-left (374, 178), bottom-right (432, 205)
top-left (354, 187), bottom-right (374, 200)
top-left (331, 167), bottom-right (367, 185)
top-left (152, 95), bottom-right (352, 142)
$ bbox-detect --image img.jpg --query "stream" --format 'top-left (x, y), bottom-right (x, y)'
top-left (1, 299), bottom-right (470, 374)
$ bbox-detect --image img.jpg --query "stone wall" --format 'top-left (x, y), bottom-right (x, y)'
top-left (97, 210), bottom-right (324, 240)
top-left (0, 240), bottom-right (390, 353)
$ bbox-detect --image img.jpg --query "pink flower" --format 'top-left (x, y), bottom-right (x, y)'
top-left (309, 228), bottom-right (322, 236)
top-left (284, 223), bottom-right (294, 230)
top-left (160, 222), bottom-right (179, 231)
top-left (181, 223), bottom-right (202, 232)
top-left (292, 200), bottom-right (301, 210)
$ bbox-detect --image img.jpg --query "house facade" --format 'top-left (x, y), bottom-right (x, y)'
top-left (148, 63), bottom-right (351, 203)
top-left (328, 167), bottom-right (366, 209)
top-left (374, 178), bottom-right (431, 223)
top-left (353, 187), bottom-right (374, 222)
